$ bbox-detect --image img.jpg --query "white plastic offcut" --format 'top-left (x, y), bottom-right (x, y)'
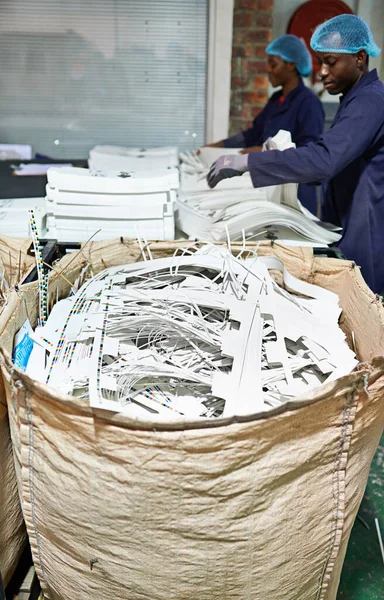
top-left (89, 145), bottom-right (179, 171)
top-left (23, 246), bottom-right (357, 419)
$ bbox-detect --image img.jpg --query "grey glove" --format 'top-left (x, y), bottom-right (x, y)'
top-left (207, 154), bottom-right (249, 189)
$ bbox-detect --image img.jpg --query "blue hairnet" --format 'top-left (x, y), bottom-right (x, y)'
top-left (266, 34), bottom-right (312, 77)
top-left (310, 15), bottom-right (381, 57)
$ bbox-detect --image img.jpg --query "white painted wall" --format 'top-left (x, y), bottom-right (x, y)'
top-left (206, 0), bottom-right (234, 143)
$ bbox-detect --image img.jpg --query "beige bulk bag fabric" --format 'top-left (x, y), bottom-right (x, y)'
top-left (0, 240), bottom-right (383, 600)
top-left (0, 235), bottom-right (34, 586)
top-left (0, 374), bottom-right (26, 587)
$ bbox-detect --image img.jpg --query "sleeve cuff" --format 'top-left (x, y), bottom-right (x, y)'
top-left (223, 131), bottom-right (246, 148)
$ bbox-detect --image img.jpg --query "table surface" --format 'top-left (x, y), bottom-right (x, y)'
top-left (0, 159), bottom-right (86, 199)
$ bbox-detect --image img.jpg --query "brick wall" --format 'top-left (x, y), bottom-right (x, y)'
top-left (229, 0), bottom-right (274, 136)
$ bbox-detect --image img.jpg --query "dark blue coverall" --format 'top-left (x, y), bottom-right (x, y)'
top-left (225, 79), bottom-right (325, 215)
top-left (247, 69), bottom-right (384, 294)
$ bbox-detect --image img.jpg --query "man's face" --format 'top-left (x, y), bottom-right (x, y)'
top-left (316, 52), bottom-right (364, 95)
top-left (266, 55), bottom-right (294, 88)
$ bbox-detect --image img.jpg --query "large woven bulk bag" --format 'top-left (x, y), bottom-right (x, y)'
top-left (0, 374), bottom-right (26, 587)
top-left (0, 240), bottom-right (383, 600)
top-left (0, 235), bottom-right (34, 586)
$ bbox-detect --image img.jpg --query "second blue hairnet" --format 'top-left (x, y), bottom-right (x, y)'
top-left (266, 34), bottom-right (312, 77)
top-left (310, 15), bottom-right (381, 57)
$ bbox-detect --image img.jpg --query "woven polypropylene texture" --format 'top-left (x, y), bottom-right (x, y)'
top-left (0, 241), bottom-right (383, 600)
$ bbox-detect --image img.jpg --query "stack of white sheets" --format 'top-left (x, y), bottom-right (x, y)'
top-left (45, 166), bottom-right (179, 241)
top-left (177, 195), bottom-right (341, 245)
top-left (89, 145), bottom-right (179, 171)
top-left (0, 197), bottom-right (46, 237)
top-left (177, 131), bottom-right (341, 247)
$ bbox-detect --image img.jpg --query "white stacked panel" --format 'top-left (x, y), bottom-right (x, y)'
top-left (176, 187), bottom-right (280, 240)
top-left (0, 197), bottom-right (46, 237)
top-left (47, 166), bottom-right (179, 193)
top-left (46, 167), bottom-right (178, 242)
top-left (89, 145), bottom-right (179, 171)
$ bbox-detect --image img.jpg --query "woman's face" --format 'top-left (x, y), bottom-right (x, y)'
top-left (267, 55), bottom-right (292, 87)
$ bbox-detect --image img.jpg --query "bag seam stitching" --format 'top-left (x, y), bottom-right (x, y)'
top-left (316, 388), bottom-right (358, 600)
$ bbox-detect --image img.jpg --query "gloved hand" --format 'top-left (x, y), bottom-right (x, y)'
top-left (262, 137), bottom-right (277, 152)
top-left (207, 154), bottom-right (248, 189)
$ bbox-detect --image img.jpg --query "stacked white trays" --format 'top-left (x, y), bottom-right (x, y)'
top-left (0, 197), bottom-right (46, 237)
top-left (45, 167), bottom-right (179, 242)
top-left (88, 145), bottom-right (179, 171)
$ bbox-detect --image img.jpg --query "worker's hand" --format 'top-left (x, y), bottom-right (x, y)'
top-left (196, 141), bottom-right (224, 155)
top-left (205, 141), bottom-right (224, 148)
top-left (207, 154), bottom-right (248, 189)
top-left (262, 137), bottom-right (278, 152)
top-left (239, 146), bottom-right (262, 154)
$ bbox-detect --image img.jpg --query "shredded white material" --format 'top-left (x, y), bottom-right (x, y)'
top-left (25, 245), bottom-right (357, 421)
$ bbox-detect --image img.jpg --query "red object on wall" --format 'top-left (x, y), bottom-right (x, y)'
top-left (287, 0), bottom-right (354, 82)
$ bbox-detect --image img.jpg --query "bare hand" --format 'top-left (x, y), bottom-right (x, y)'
top-left (239, 146), bottom-right (262, 154)
top-left (196, 141), bottom-right (224, 155)
top-left (205, 141), bottom-right (225, 148)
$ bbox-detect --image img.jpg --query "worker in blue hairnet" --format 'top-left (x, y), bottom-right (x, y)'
top-left (207, 15), bottom-right (384, 295)
top-left (204, 34), bottom-right (324, 215)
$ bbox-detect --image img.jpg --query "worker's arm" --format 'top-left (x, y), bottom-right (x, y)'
top-left (239, 145), bottom-right (263, 154)
top-left (205, 102), bottom-right (268, 151)
top-left (241, 105), bottom-right (268, 148)
top-left (208, 91), bottom-right (384, 189)
top-left (241, 95), bottom-right (324, 154)
top-left (294, 95), bottom-right (325, 147)
top-left (221, 105), bottom-right (268, 150)
top-left (203, 131), bottom-right (244, 150)
top-left (204, 140), bottom-right (225, 148)
top-left (247, 90), bottom-right (384, 187)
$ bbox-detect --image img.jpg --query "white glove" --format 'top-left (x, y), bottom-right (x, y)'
top-left (262, 137), bottom-right (278, 152)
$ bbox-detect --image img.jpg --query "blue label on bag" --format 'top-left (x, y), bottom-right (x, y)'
top-left (13, 333), bottom-right (34, 371)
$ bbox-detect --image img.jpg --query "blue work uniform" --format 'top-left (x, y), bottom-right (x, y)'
top-left (225, 79), bottom-right (325, 214)
top-left (247, 69), bottom-right (384, 294)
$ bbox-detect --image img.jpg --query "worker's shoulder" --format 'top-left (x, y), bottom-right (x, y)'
top-left (368, 77), bottom-right (384, 98)
top-left (269, 90), bottom-right (283, 103)
top-left (350, 78), bottom-right (384, 106)
top-left (296, 85), bottom-right (324, 116)
top-left (298, 84), bottom-right (322, 105)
